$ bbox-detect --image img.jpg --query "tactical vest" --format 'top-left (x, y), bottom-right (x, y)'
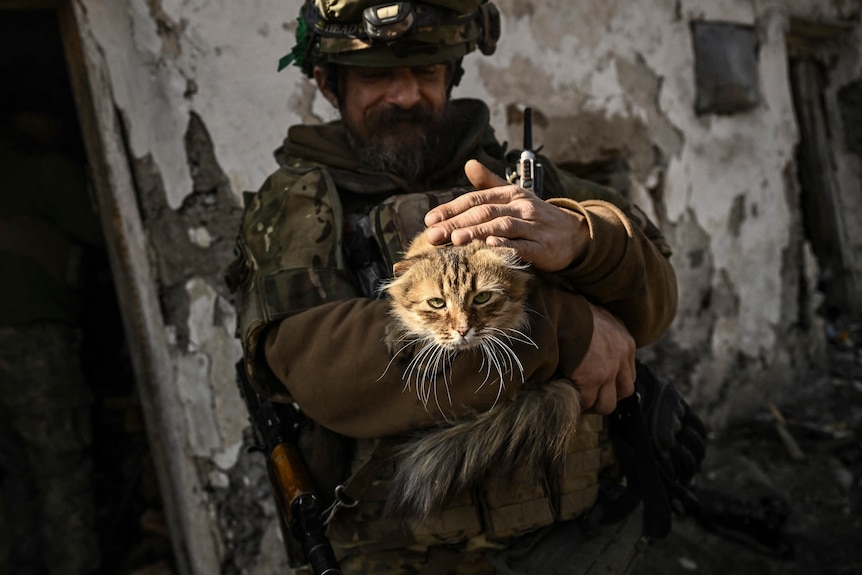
top-left (229, 163), bottom-right (617, 561)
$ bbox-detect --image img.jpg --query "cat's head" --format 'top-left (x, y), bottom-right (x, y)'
top-left (384, 239), bottom-right (532, 351)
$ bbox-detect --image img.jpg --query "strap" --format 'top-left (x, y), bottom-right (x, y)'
top-left (606, 393), bottom-right (673, 538)
top-left (328, 440), bottom-right (394, 515)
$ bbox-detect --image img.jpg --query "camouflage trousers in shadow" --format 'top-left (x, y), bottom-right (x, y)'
top-left (0, 324), bottom-right (100, 575)
top-left (311, 507), bottom-right (646, 575)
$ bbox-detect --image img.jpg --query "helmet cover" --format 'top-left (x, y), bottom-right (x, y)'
top-left (279, 0), bottom-right (500, 76)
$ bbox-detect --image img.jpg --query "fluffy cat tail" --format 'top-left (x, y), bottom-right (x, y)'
top-left (385, 379), bottom-right (581, 521)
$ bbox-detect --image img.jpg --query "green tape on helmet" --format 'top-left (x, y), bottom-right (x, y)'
top-left (279, 1), bottom-right (500, 76)
top-left (277, 12), bottom-right (310, 71)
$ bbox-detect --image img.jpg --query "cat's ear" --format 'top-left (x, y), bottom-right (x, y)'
top-left (393, 259), bottom-right (412, 277)
top-left (490, 246), bottom-right (526, 269)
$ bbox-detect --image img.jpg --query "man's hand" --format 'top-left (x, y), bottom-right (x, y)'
top-left (424, 159), bottom-right (590, 272)
top-left (425, 160), bottom-right (635, 413)
top-left (569, 303), bottom-right (636, 414)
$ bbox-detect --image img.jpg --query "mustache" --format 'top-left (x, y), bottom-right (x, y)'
top-left (366, 104), bottom-right (439, 130)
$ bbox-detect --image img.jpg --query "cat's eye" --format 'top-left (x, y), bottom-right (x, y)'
top-left (473, 292), bottom-right (492, 304)
top-left (427, 297), bottom-right (446, 309)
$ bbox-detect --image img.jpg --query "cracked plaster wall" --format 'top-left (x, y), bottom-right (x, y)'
top-left (77, 0), bottom-right (860, 571)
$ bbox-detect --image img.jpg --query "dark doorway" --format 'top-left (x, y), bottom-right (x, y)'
top-left (0, 7), bottom-right (174, 574)
top-left (787, 19), bottom-right (862, 325)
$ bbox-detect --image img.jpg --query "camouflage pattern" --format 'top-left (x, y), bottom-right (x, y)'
top-left (229, 164), bottom-right (626, 568)
top-left (283, 0), bottom-right (500, 77)
top-left (322, 413), bottom-right (613, 563)
top-left (313, 0), bottom-right (486, 21)
top-left (484, 507), bottom-right (647, 575)
top-left (0, 325), bottom-right (99, 575)
top-left (338, 548), bottom-right (497, 575)
top-left (228, 98), bottom-right (676, 573)
top-left (230, 167), bottom-right (359, 400)
top-left (369, 187), bottom-right (469, 270)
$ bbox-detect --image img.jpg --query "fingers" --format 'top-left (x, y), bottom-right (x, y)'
top-left (424, 188), bottom-right (522, 229)
top-left (590, 380), bottom-right (617, 415)
top-left (424, 199), bottom-right (534, 249)
top-left (616, 357), bottom-right (636, 400)
top-left (464, 158), bottom-right (510, 189)
top-left (424, 160), bottom-right (586, 271)
top-left (571, 304), bottom-right (636, 415)
top-left (581, 365), bottom-right (635, 415)
top-left (424, 160), bottom-right (525, 228)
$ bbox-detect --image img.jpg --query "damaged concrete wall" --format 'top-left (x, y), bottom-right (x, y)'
top-left (72, 0), bottom-right (861, 572)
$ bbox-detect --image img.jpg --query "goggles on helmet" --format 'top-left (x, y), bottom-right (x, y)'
top-left (363, 3), bottom-right (415, 40)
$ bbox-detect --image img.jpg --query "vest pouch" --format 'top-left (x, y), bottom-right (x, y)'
top-left (326, 438), bottom-right (484, 556)
top-left (556, 414), bottom-right (608, 521)
top-left (368, 188), bottom-right (470, 270)
top-left (480, 463), bottom-right (556, 541)
top-left (234, 167), bottom-right (356, 397)
top-left (478, 413), bottom-right (609, 540)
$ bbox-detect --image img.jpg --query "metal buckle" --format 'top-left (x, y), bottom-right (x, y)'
top-left (322, 484), bottom-right (359, 525)
top-left (363, 2), bottom-right (416, 40)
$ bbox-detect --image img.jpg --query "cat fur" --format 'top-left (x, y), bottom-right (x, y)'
top-left (381, 234), bottom-right (582, 521)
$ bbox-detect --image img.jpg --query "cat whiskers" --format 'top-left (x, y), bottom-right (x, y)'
top-left (475, 328), bottom-right (538, 408)
top-left (488, 326), bottom-right (537, 349)
top-left (386, 327), bottom-right (539, 415)
top-left (382, 335), bottom-right (458, 418)
top-left (406, 342), bottom-right (456, 419)
top-left (378, 337), bottom-right (421, 387)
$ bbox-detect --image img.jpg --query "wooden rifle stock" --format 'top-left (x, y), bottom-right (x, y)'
top-left (235, 361), bottom-right (342, 574)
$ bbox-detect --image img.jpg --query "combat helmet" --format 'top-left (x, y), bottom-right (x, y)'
top-left (280, 0), bottom-right (500, 82)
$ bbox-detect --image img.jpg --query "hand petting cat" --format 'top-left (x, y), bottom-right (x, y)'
top-left (424, 159), bottom-right (590, 272)
top-left (424, 159), bottom-right (637, 415)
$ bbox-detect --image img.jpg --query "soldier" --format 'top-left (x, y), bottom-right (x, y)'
top-left (230, 1), bottom-right (701, 573)
top-left (0, 110), bottom-right (102, 575)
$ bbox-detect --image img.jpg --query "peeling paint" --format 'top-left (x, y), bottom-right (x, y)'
top-left (728, 194), bottom-right (747, 237)
top-left (176, 350), bottom-right (221, 456)
top-left (187, 226), bottom-right (213, 247)
top-left (185, 277), bottom-right (245, 461)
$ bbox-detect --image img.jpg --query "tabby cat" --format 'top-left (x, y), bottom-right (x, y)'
top-left (381, 233), bottom-right (583, 520)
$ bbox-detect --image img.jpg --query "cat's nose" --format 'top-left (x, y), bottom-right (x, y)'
top-left (455, 327), bottom-right (470, 337)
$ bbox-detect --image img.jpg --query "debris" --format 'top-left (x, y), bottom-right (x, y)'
top-left (768, 403), bottom-right (806, 461)
top-left (678, 557), bottom-right (698, 571)
top-left (828, 457), bottom-right (855, 492)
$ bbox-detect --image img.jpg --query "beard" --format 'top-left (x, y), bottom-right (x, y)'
top-left (344, 103), bottom-right (448, 182)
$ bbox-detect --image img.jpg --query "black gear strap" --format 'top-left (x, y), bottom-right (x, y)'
top-left (605, 361), bottom-right (708, 538)
top-left (606, 391), bottom-right (673, 538)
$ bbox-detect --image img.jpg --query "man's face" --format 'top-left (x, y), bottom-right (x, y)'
top-left (326, 64), bottom-right (451, 181)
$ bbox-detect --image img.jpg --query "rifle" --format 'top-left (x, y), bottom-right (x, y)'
top-left (508, 106), bottom-right (544, 198)
top-left (235, 360), bottom-right (342, 575)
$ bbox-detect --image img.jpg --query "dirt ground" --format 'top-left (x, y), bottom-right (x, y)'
top-left (633, 331), bottom-right (862, 575)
